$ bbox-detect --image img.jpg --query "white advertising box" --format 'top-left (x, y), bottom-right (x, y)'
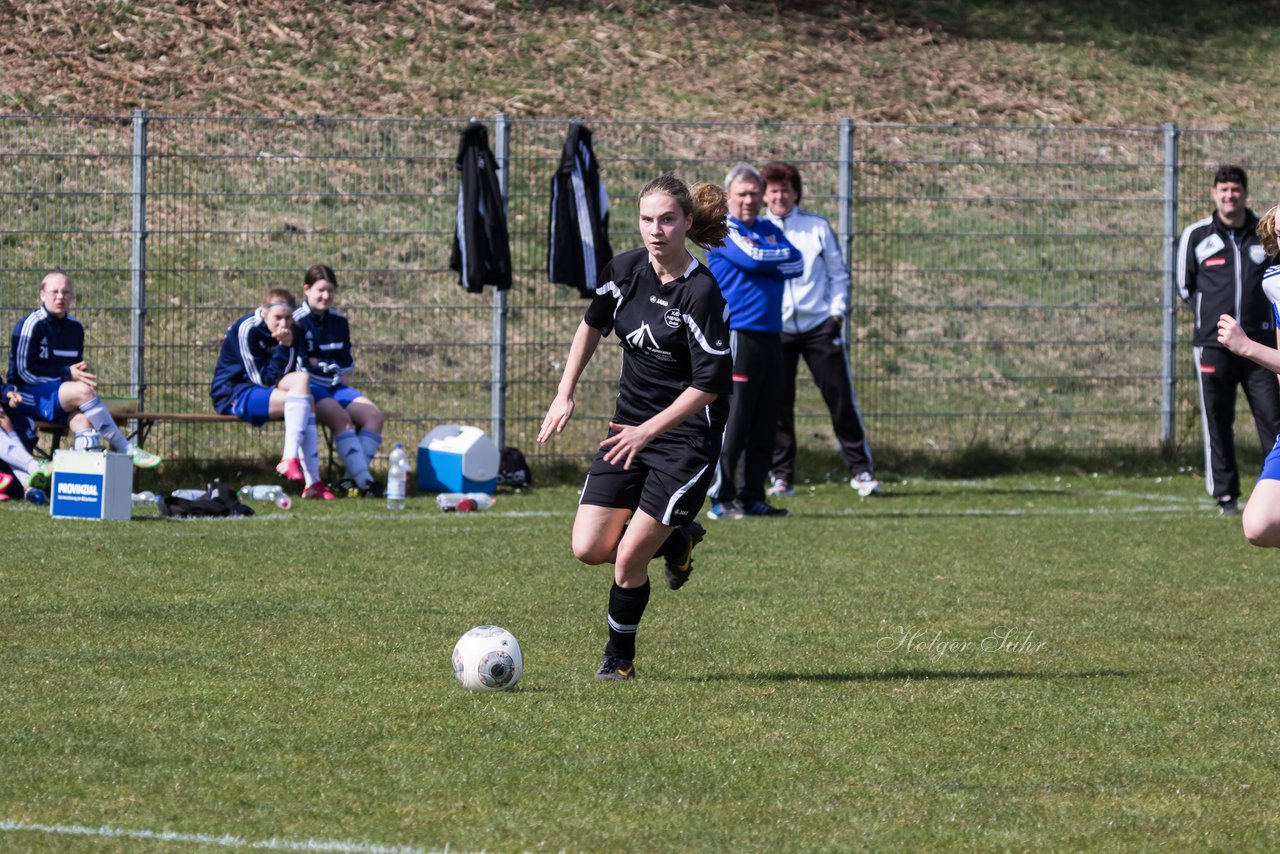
top-left (50, 450), bottom-right (133, 520)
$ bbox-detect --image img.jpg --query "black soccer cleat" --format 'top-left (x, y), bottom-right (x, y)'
top-left (595, 655), bottom-right (636, 680)
top-left (664, 520), bottom-right (705, 590)
top-left (742, 500), bottom-right (790, 518)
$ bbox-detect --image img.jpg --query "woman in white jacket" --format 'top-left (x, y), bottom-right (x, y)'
top-left (760, 160), bottom-right (879, 498)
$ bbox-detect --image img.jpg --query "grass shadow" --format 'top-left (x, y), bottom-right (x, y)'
top-left (696, 669), bottom-right (1136, 683)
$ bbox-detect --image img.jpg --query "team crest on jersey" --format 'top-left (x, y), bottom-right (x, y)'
top-left (664, 308), bottom-right (682, 328)
top-left (1195, 233), bottom-right (1225, 263)
top-left (625, 322), bottom-right (659, 350)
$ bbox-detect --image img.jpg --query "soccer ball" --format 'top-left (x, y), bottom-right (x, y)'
top-left (452, 625), bottom-right (523, 691)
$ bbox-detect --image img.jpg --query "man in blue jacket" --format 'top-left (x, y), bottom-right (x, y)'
top-left (706, 163), bottom-right (803, 518)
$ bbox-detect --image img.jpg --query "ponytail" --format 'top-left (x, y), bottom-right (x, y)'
top-left (638, 174), bottom-right (728, 251)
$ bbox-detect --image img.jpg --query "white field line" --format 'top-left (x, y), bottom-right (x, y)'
top-left (0, 820), bottom-right (474, 854)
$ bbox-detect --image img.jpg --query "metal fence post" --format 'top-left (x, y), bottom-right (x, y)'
top-left (1161, 123), bottom-right (1179, 453)
top-left (491, 112), bottom-right (510, 452)
top-left (130, 109), bottom-right (148, 410)
top-left (838, 118), bottom-right (855, 349)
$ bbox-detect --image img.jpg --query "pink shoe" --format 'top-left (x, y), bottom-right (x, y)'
top-left (301, 482), bottom-right (335, 501)
top-left (276, 458), bottom-right (305, 482)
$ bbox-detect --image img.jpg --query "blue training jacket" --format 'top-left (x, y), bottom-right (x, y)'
top-left (209, 309), bottom-right (299, 414)
top-left (293, 303), bottom-right (355, 390)
top-left (8, 305), bottom-right (85, 387)
top-left (706, 216), bottom-right (803, 333)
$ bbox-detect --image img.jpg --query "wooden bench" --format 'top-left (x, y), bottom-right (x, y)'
top-left (34, 397), bottom-right (339, 479)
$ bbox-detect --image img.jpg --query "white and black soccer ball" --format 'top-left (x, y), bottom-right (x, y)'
top-left (452, 625), bottom-right (523, 691)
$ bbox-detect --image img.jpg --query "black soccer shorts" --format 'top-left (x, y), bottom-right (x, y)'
top-left (579, 431), bottom-right (720, 527)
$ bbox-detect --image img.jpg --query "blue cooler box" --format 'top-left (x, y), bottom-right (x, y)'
top-left (417, 425), bottom-right (500, 494)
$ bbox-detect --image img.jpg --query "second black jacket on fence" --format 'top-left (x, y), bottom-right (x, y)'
top-left (548, 123), bottom-right (612, 298)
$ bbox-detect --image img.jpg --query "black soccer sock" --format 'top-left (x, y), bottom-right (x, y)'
top-left (604, 580), bottom-right (651, 660)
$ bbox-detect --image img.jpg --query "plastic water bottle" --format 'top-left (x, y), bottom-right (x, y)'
top-left (172, 488), bottom-right (206, 500)
top-left (238, 484), bottom-right (292, 509)
top-left (436, 492), bottom-right (496, 512)
top-left (131, 490), bottom-right (158, 505)
top-left (387, 443), bottom-right (408, 510)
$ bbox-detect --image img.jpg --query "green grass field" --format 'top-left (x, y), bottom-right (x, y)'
top-left (3, 470), bottom-right (1279, 852)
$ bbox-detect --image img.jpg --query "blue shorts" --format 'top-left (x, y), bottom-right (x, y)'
top-left (11, 380), bottom-right (69, 424)
top-left (311, 383), bottom-right (362, 407)
top-left (231, 386), bottom-right (276, 427)
top-left (1260, 436), bottom-right (1280, 482)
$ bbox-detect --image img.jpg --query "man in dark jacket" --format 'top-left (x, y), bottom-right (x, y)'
top-left (1177, 165), bottom-right (1280, 514)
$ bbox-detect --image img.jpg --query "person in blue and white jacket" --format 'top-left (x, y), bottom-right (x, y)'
top-left (705, 162), bottom-right (803, 519)
top-left (210, 288), bottom-right (332, 500)
top-left (7, 270), bottom-right (161, 469)
top-left (760, 160), bottom-right (879, 499)
top-left (1218, 204), bottom-right (1280, 546)
top-left (294, 264), bottom-right (385, 498)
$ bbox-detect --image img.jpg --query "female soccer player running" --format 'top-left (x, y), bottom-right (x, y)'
top-left (293, 264), bottom-right (385, 497)
top-left (538, 175), bottom-right (732, 680)
top-left (1218, 204), bottom-right (1280, 545)
top-left (210, 288), bottom-right (332, 500)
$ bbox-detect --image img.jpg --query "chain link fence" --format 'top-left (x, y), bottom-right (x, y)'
top-left (0, 114), bottom-right (1269, 467)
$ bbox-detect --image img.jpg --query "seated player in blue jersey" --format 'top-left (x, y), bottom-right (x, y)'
top-left (7, 270), bottom-right (162, 469)
top-left (293, 264), bottom-right (385, 498)
top-left (1219, 204), bottom-right (1280, 546)
top-left (538, 175), bottom-right (733, 680)
top-left (209, 288), bottom-right (333, 500)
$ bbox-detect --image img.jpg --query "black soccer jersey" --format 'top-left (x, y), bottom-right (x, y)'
top-left (584, 247), bottom-right (732, 440)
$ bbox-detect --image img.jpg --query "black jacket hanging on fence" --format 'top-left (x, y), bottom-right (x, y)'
top-left (548, 123), bottom-right (612, 298)
top-left (451, 122), bottom-right (512, 293)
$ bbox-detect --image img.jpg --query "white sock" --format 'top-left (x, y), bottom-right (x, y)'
top-left (359, 429), bottom-right (383, 465)
top-left (0, 430), bottom-right (36, 486)
top-left (335, 429), bottom-right (372, 488)
top-left (80, 397), bottom-right (132, 454)
top-left (301, 413), bottom-right (321, 486)
top-left (282, 394), bottom-right (309, 460)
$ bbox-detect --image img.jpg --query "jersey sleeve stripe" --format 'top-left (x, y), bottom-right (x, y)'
top-left (238, 318), bottom-right (263, 386)
top-left (729, 228), bottom-right (794, 263)
top-left (683, 313), bottom-right (730, 355)
top-left (15, 310), bottom-right (51, 384)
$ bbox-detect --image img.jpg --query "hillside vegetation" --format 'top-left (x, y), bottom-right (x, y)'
top-left (3, 0), bottom-right (1279, 126)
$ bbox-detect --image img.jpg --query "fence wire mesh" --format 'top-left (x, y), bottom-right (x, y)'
top-left (0, 115), bottom-right (1268, 467)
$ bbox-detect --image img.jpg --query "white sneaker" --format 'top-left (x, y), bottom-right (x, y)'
top-left (852, 472), bottom-right (881, 497)
top-left (707, 501), bottom-right (744, 520)
top-left (766, 477), bottom-right (795, 497)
